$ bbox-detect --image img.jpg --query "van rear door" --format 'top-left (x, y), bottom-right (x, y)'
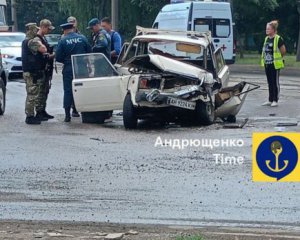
top-left (153, 3), bottom-right (192, 31)
top-left (192, 2), bottom-right (234, 64)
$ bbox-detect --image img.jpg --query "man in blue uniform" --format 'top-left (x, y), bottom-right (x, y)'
top-left (56, 23), bottom-right (92, 122)
top-left (87, 18), bottom-right (111, 60)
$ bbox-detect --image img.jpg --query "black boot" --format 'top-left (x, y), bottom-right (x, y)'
top-left (25, 116), bottom-right (41, 125)
top-left (43, 110), bottom-right (54, 119)
top-left (72, 109), bottom-right (80, 117)
top-left (64, 108), bottom-right (71, 122)
top-left (36, 111), bottom-right (49, 121)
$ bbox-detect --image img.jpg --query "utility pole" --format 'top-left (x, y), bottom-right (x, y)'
top-left (11, 0), bottom-right (17, 31)
top-left (111, 0), bottom-right (119, 31)
top-left (297, 0), bottom-right (300, 61)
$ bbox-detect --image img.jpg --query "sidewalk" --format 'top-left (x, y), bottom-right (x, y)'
top-left (0, 220), bottom-right (300, 240)
top-left (230, 64), bottom-right (300, 77)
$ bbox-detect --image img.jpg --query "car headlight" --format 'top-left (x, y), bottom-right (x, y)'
top-left (1, 54), bottom-right (14, 59)
top-left (138, 76), bottom-right (162, 90)
top-left (139, 77), bottom-right (151, 89)
top-left (203, 73), bottom-right (214, 85)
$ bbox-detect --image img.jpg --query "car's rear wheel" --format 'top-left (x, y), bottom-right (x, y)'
top-left (123, 94), bottom-right (137, 129)
top-left (81, 111), bottom-right (107, 124)
top-left (0, 78), bottom-right (6, 115)
top-left (195, 100), bottom-right (215, 125)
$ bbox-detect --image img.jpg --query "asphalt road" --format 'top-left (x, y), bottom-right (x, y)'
top-left (0, 68), bottom-right (300, 232)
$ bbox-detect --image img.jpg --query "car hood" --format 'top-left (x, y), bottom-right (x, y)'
top-left (0, 47), bottom-right (22, 57)
top-left (148, 54), bottom-right (207, 80)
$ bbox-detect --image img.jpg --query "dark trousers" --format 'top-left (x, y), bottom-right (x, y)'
top-left (62, 66), bottom-right (74, 109)
top-left (265, 64), bottom-right (280, 103)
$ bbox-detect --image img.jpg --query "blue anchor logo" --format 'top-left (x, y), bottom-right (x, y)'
top-left (256, 136), bottom-right (298, 181)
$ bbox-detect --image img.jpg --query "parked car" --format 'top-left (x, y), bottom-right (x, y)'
top-left (71, 27), bottom-right (257, 129)
top-left (0, 32), bottom-right (26, 79)
top-left (0, 52), bottom-right (7, 115)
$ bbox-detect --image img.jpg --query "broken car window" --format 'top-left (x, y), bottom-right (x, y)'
top-left (72, 53), bottom-right (118, 79)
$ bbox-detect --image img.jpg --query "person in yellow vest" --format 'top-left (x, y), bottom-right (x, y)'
top-left (261, 20), bottom-right (286, 107)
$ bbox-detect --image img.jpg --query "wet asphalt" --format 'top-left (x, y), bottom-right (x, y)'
top-left (0, 68), bottom-right (300, 229)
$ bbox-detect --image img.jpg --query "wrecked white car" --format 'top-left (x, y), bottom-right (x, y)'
top-left (72, 27), bottom-right (257, 129)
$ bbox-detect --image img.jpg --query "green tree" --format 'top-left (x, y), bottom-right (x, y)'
top-left (9, 0), bottom-right (68, 33)
top-left (233, 0), bottom-right (298, 55)
top-left (58, 0), bottom-right (110, 35)
top-left (57, 0), bottom-right (168, 40)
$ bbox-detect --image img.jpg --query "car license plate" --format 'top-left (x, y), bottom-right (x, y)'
top-left (167, 97), bottom-right (196, 110)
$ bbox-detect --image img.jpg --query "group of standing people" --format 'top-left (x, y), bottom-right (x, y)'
top-left (22, 16), bottom-right (122, 124)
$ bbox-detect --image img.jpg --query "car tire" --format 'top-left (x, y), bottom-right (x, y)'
top-left (0, 78), bottom-right (6, 116)
top-left (81, 112), bottom-right (106, 124)
top-left (123, 94), bottom-right (137, 129)
top-left (226, 115), bottom-right (236, 123)
top-left (195, 100), bottom-right (215, 125)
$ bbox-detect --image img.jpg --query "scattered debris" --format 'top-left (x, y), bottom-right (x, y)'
top-left (104, 233), bottom-right (124, 240)
top-left (33, 232), bottom-right (45, 238)
top-left (47, 232), bottom-right (74, 237)
top-left (93, 232), bottom-right (108, 236)
top-left (223, 118), bottom-right (249, 129)
top-left (126, 230), bottom-right (138, 235)
top-left (276, 122), bottom-right (298, 127)
top-left (90, 138), bottom-right (104, 142)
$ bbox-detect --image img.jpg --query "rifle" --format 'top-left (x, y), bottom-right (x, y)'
top-left (45, 46), bottom-right (54, 90)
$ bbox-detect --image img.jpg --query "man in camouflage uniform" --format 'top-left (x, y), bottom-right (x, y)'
top-left (22, 23), bottom-right (48, 125)
top-left (35, 19), bottom-right (56, 121)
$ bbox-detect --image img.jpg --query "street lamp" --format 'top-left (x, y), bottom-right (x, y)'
top-left (297, 0), bottom-right (300, 61)
top-left (111, 0), bottom-right (119, 31)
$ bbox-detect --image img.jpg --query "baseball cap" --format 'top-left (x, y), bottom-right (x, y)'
top-left (87, 18), bottom-right (100, 29)
top-left (67, 16), bottom-right (77, 23)
top-left (60, 22), bottom-right (74, 30)
top-left (25, 23), bottom-right (40, 31)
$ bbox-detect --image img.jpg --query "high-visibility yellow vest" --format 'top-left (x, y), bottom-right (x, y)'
top-left (261, 34), bottom-right (284, 70)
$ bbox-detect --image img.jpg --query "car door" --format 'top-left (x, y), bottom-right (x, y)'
top-left (72, 53), bottom-right (127, 112)
top-left (214, 47), bottom-right (229, 87)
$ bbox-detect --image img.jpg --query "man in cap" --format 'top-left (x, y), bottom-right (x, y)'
top-left (67, 16), bottom-right (81, 34)
top-left (56, 22), bottom-right (92, 122)
top-left (87, 18), bottom-right (111, 60)
top-left (101, 17), bottom-right (122, 64)
top-left (35, 19), bottom-right (56, 121)
top-left (67, 16), bottom-right (81, 118)
top-left (22, 23), bottom-right (48, 125)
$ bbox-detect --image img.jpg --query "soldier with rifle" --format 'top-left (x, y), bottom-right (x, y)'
top-left (35, 19), bottom-right (56, 121)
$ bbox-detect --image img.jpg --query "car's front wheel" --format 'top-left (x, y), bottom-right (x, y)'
top-left (0, 78), bottom-right (6, 115)
top-left (123, 94), bottom-right (137, 129)
top-left (195, 100), bottom-right (215, 125)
